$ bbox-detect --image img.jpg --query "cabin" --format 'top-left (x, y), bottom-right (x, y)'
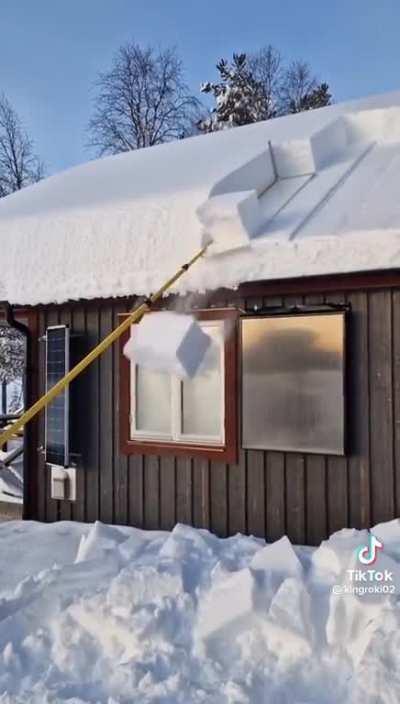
top-left (1, 90), bottom-right (400, 545)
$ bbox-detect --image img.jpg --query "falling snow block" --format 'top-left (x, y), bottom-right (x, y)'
top-left (123, 311), bottom-right (211, 378)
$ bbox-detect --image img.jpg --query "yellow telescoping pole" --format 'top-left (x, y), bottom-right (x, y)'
top-left (0, 245), bottom-right (208, 450)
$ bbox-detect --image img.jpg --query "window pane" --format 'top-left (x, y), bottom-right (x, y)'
top-left (181, 327), bottom-right (222, 438)
top-left (241, 313), bottom-right (345, 454)
top-left (135, 366), bottom-right (171, 434)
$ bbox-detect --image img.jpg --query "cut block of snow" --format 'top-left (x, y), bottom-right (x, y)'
top-left (250, 535), bottom-right (302, 577)
top-left (264, 577), bottom-right (313, 657)
top-left (344, 105), bottom-right (400, 144)
top-left (372, 518), bottom-right (400, 545)
top-left (196, 567), bottom-right (258, 646)
top-left (326, 585), bottom-right (387, 667)
top-left (272, 139), bottom-right (315, 178)
top-left (75, 521), bottom-right (127, 563)
top-left (310, 117), bottom-right (348, 169)
top-left (123, 311), bottom-right (211, 378)
top-left (197, 190), bottom-right (263, 255)
top-left (159, 522), bottom-right (214, 560)
top-left (311, 528), bottom-right (370, 579)
top-left (210, 148), bottom-right (276, 198)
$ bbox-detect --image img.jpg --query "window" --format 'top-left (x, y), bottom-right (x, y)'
top-left (119, 309), bottom-right (238, 462)
top-left (241, 312), bottom-right (346, 455)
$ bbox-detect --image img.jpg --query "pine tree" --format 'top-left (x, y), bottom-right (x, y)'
top-left (199, 52), bottom-right (333, 131)
top-left (198, 53), bottom-right (267, 132)
top-left (289, 83), bottom-right (332, 114)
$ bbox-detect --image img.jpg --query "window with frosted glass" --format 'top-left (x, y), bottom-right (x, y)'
top-left (135, 366), bottom-right (171, 435)
top-left (181, 326), bottom-right (223, 440)
top-left (241, 312), bottom-right (345, 455)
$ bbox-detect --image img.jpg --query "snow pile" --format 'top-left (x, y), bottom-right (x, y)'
top-left (0, 520), bottom-right (400, 702)
top-left (3, 91), bottom-right (400, 305)
top-left (123, 312), bottom-right (211, 378)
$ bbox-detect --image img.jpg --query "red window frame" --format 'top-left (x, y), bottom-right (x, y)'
top-left (119, 308), bottom-right (239, 463)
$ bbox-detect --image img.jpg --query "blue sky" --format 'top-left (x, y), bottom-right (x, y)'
top-left (1, 0), bottom-right (398, 174)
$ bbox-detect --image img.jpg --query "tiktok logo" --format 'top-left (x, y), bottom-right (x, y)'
top-left (357, 534), bottom-right (384, 565)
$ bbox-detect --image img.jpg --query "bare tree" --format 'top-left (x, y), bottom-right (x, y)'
top-left (279, 61), bottom-right (332, 114)
top-left (248, 45), bottom-right (283, 119)
top-left (0, 94), bottom-right (43, 198)
top-left (88, 43), bottom-right (201, 155)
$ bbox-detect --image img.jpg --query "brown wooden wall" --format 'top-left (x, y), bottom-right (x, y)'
top-left (23, 278), bottom-right (400, 545)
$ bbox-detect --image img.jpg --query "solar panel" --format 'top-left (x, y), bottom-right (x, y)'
top-left (45, 326), bottom-right (70, 467)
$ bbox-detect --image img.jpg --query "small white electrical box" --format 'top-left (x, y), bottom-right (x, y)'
top-left (50, 466), bottom-right (77, 502)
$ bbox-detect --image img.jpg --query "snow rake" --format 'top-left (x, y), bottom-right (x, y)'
top-left (0, 245), bottom-right (208, 450)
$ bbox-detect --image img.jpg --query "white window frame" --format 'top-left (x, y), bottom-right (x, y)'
top-left (129, 319), bottom-right (225, 446)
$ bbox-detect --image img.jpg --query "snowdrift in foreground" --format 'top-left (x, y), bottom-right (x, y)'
top-left (0, 520), bottom-right (400, 703)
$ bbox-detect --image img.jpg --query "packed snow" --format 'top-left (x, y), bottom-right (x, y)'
top-left (0, 519), bottom-right (400, 702)
top-left (3, 91), bottom-right (400, 305)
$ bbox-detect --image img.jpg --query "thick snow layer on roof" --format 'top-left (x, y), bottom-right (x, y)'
top-left (1, 519), bottom-right (400, 701)
top-left (2, 90), bottom-right (400, 305)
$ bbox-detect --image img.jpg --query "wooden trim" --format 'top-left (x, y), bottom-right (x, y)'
top-left (119, 308), bottom-right (239, 463)
top-left (235, 269), bottom-right (400, 299)
top-left (10, 308), bottom-right (39, 520)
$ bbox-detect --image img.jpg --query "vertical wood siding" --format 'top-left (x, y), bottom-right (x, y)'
top-left (29, 285), bottom-right (400, 545)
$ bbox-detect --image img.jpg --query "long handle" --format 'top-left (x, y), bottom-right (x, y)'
top-left (0, 245), bottom-right (207, 450)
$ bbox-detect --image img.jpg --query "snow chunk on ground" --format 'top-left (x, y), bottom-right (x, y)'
top-left (250, 534), bottom-right (302, 577)
top-left (311, 527), bottom-right (370, 579)
top-left (0, 519), bottom-right (400, 702)
top-left (196, 567), bottom-right (259, 649)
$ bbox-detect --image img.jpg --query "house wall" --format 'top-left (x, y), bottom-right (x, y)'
top-left (22, 275), bottom-right (400, 545)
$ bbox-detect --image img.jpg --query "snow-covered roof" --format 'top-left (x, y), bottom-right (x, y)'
top-left (2, 90), bottom-right (400, 306)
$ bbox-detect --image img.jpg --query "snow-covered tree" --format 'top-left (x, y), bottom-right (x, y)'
top-left (0, 327), bottom-right (24, 384)
top-left (198, 53), bottom-right (267, 132)
top-left (88, 43), bottom-right (201, 154)
top-left (0, 94), bottom-right (43, 198)
top-left (199, 52), bottom-right (332, 131)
